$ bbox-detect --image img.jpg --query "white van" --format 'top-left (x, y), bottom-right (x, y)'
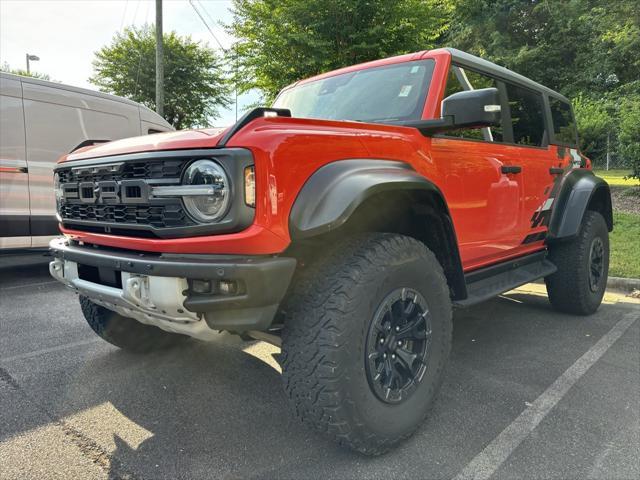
top-left (0, 72), bottom-right (173, 249)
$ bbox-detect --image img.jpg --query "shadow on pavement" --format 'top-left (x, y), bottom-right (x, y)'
top-left (2, 268), bottom-right (638, 479)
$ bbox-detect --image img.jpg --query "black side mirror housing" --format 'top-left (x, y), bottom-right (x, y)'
top-left (391, 87), bottom-right (501, 135)
top-left (441, 87), bottom-right (501, 129)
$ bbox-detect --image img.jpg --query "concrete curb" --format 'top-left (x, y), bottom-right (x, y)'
top-left (533, 276), bottom-right (640, 293)
top-left (606, 276), bottom-right (640, 293)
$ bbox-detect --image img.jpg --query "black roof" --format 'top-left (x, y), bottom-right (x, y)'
top-left (445, 48), bottom-right (570, 103)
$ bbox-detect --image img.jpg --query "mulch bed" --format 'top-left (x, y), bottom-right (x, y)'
top-left (610, 186), bottom-right (640, 215)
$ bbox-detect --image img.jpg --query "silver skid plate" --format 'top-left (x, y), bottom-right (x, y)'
top-left (49, 259), bottom-right (225, 341)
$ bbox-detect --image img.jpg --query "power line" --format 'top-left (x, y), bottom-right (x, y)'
top-left (133, 0), bottom-right (151, 98)
top-left (196, 0), bottom-right (220, 34)
top-left (190, 0), bottom-right (242, 123)
top-left (118, 0), bottom-right (130, 32)
top-left (130, 0), bottom-right (141, 27)
top-left (188, 0), bottom-right (226, 51)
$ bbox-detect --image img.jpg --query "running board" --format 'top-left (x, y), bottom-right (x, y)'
top-left (454, 252), bottom-right (557, 307)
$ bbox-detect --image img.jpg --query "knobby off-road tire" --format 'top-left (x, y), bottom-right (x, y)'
top-left (545, 210), bottom-right (610, 315)
top-left (80, 296), bottom-right (188, 353)
top-left (280, 233), bottom-right (452, 455)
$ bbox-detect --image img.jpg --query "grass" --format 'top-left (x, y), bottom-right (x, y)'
top-left (593, 169), bottom-right (640, 186)
top-left (593, 169), bottom-right (640, 278)
top-left (609, 211), bottom-right (640, 278)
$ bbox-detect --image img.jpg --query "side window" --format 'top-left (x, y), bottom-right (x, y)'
top-left (549, 97), bottom-right (577, 145)
top-left (505, 83), bottom-right (547, 147)
top-left (443, 66), bottom-right (504, 142)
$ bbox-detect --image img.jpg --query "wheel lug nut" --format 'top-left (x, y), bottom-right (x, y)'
top-left (397, 340), bottom-right (402, 346)
top-left (383, 353), bottom-right (387, 359)
top-left (391, 354), bottom-right (396, 359)
top-left (380, 338), bottom-right (384, 344)
top-left (395, 326), bottom-right (400, 332)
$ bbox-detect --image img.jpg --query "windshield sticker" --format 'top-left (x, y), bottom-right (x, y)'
top-left (410, 66), bottom-right (420, 74)
top-left (398, 85), bottom-right (413, 97)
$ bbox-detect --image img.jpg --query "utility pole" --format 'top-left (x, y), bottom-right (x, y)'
top-left (155, 0), bottom-right (164, 117)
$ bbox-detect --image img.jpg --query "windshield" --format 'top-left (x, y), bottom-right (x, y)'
top-left (273, 59), bottom-right (435, 123)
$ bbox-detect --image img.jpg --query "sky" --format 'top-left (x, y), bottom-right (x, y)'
top-left (0, 0), bottom-right (258, 126)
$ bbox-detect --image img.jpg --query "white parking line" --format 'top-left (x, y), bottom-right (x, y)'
top-left (453, 311), bottom-right (638, 480)
top-left (0, 339), bottom-right (103, 363)
top-left (0, 280), bottom-right (57, 291)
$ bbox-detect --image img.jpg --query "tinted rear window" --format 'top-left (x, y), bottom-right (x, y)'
top-left (506, 83), bottom-right (547, 147)
top-left (549, 97), bottom-right (577, 146)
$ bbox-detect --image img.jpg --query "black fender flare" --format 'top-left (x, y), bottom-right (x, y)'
top-left (289, 159), bottom-right (467, 299)
top-left (289, 159), bottom-right (439, 238)
top-left (547, 169), bottom-right (613, 241)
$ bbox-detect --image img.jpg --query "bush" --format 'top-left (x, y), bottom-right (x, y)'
top-left (618, 96), bottom-right (640, 179)
top-left (573, 94), bottom-right (614, 167)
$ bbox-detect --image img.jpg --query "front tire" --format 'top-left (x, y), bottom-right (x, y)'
top-left (80, 296), bottom-right (188, 353)
top-left (281, 233), bottom-right (452, 455)
top-left (545, 210), bottom-right (610, 315)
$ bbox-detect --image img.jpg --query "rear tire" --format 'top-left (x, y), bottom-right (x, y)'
top-left (280, 233), bottom-right (452, 455)
top-left (80, 296), bottom-right (188, 353)
top-left (545, 210), bottom-right (609, 315)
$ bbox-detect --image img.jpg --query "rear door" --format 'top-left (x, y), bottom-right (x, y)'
top-left (503, 82), bottom-right (558, 246)
top-left (0, 74), bottom-right (30, 248)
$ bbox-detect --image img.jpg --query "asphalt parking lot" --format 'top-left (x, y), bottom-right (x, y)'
top-left (1, 252), bottom-right (638, 480)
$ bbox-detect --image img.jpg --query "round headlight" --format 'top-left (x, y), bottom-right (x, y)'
top-left (182, 160), bottom-right (230, 223)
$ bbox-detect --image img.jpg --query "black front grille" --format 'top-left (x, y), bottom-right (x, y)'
top-left (60, 203), bottom-right (190, 228)
top-left (55, 148), bottom-right (255, 239)
top-left (57, 159), bottom-right (185, 183)
top-left (57, 157), bottom-right (194, 236)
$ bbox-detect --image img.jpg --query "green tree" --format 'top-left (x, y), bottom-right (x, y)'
top-left (618, 95), bottom-right (640, 179)
top-left (439, 0), bottom-right (640, 170)
top-left (572, 94), bottom-right (615, 166)
top-left (440, 0), bottom-right (639, 98)
top-left (227, 0), bottom-right (453, 102)
top-left (91, 26), bottom-right (230, 129)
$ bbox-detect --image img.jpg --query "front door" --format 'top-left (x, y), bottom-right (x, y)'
top-left (434, 138), bottom-right (524, 269)
top-left (433, 65), bottom-right (526, 270)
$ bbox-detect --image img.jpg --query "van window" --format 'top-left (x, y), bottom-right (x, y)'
top-left (442, 66), bottom-right (504, 142)
top-left (506, 83), bottom-right (547, 147)
top-left (549, 97), bottom-right (577, 145)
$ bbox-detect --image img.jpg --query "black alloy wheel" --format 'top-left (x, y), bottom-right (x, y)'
top-left (588, 237), bottom-right (605, 292)
top-left (365, 288), bottom-right (432, 404)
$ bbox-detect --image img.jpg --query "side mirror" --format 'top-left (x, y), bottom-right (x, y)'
top-left (441, 87), bottom-right (501, 129)
top-left (386, 87), bottom-right (502, 135)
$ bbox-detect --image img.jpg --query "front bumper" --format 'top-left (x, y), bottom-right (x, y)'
top-left (49, 237), bottom-right (296, 337)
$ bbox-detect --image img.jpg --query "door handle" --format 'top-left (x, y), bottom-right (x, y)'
top-left (501, 165), bottom-right (522, 174)
top-left (0, 166), bottom-right (28, 174)
top-left (549, 167), bottom-right (564, 175)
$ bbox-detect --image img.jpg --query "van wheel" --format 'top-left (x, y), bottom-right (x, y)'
top-left (80, 296), bottom-right (188, 353)
top-left (545, 210), bottom-right (609, 315)
top-left (280, 233), bottom-right (452, 455)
